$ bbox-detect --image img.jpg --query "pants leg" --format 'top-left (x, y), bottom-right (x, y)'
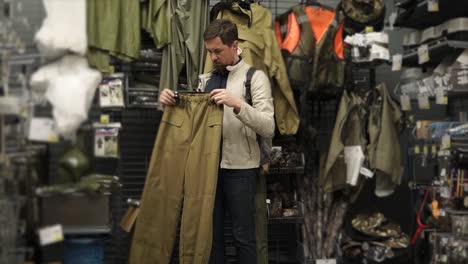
top-left (223, 168), bottom-right (258, 264)
top-left (255, 168), bottom-right (268, 264)
top-left (208, 175), bottom-right (225, 264)
top-left (179, 95), bottom-right (223, 264)
top-left (130, 94), bottom-right (222, 264)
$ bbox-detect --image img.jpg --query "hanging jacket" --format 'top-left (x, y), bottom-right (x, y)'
top-left (367, 84), bottom-right (403, 197)
top-left (87, 0), bottom-right (141, 72)
top-left (159, 0), bottom-right (210, 93)
top-left (206, 2), bottom-right (299, 136)
top-left (275, 4), bottom-right (346, 95)
top-left (320, 83), bottom-right (402, 197)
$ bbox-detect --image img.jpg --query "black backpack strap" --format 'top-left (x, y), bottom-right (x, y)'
top-left (245, 67), bottom-right (256, 106)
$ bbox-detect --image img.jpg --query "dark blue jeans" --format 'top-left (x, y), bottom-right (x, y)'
top-left (209, 168), bottom-right (258, 264)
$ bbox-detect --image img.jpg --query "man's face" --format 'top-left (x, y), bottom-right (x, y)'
top-left (205, 37), bottom-right (238, 71)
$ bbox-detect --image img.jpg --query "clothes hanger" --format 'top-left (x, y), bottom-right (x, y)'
top-left (303, 0), bottom-right (335, 11)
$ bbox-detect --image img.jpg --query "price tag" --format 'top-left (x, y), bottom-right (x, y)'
top-left (432, 145), bottom-right (437, 154)
top-left (418, 44), bottom-right (430, 64)
top-left (440, 168), bottom-right (447, 177)
top-left (47, 135), bottom-right (59, 143)
top-left (418, 94), bottom-right (430, 109)
top-left (428, 0), bottom-right (439, 12)
top-left (388, 12), bottom-right (397, 30)
top-left (352, 47), bottom-right (360, 58)
top-left (365, 26), bottom-right (374, 33)
top-left (316, 259), bottom-right (337, 264)
top-left (392, 54), bottom-right (403, 71)
top-left (441, 134), bottom-right (451, 149)
top-left (440, 209), bottom-right (446, 217)
top-left (423, 145), bottom-right (429, 154)
top-left (38, 225), bottom-right (64, 246)
top-left (436, 88), bottom-right (448, 105)
top-left (400, 95), bottom-right (411, 111)
top-left (414, 145), bottom-right (421, 154)
top-left (100, 114), bottom-right (110, 124)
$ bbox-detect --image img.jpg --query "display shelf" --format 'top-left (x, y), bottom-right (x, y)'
top-left (395, 0), bottom-right (468, 29)
top-left (63, 226), bottom-right (111, 235)
top-left (268, 216), bottom-right (304, 224)
top-left (403, 39), bottom-right (468, 67)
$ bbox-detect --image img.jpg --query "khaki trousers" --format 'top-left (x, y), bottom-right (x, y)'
top-left (130, 93), bottom-right (223, 264)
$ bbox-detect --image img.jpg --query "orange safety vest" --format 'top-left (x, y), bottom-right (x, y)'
top-left (275, 4), bottom-right (345, 94)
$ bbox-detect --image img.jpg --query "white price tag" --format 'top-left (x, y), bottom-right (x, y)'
top-left (418, 94), bottom-right (430, 109)
top-left (441, 134), bottom-right (451, 149)
top-left (400, 95), bottom-right (411, 111)
top-left (428, 0), bottom-right (439, 12)
top-left (392, 54), bottom-right (403, 71)
top-left (38, 225), bottom-right (64, 246)
top-left (28, 118), bottom-right (59, 143)
top-left (316, 259), bottom-right (337, 264)
top-left (435, 88), bottom-right (448, 105)
top-left (440, 168), bottom-right (446, 177)
top-left (440, 208), bottom-right (447, 217)
top-left (418, 44), bottom-right (430, 64)
top-left (360, 167), bottom-right (374, 179)
top-left (352, 47), bottom-right (360, 58)
top-left (389, 12), bottom-right (397, 30)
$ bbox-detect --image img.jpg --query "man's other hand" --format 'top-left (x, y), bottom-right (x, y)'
top-left (210, 89), bottom-right (241, 112)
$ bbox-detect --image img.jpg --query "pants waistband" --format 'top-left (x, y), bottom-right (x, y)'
top-left (177, 93), bottom-right (212, 103)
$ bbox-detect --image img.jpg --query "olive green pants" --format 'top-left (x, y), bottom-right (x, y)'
top-left (130, 94), bottom-right (223, 264)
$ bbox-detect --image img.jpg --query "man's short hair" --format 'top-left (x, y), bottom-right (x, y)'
top-left (203, 19), bottom-right (238, 46)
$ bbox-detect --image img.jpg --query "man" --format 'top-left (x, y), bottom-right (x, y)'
top-left (159, 19), bottom-right (274, 264)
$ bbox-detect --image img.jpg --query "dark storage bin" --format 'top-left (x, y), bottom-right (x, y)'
top-left (40, 193), bottom-right (110, 232)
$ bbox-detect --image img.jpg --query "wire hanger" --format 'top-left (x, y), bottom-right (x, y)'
top-left (302, 0), bottom-right (335, 10)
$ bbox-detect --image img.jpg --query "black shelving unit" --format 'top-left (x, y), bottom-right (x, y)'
top-left (395, 0), bottom-right (468, 29)
top-left (403, 39), bottom-right (468, 67)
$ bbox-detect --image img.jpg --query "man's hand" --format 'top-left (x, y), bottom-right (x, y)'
top-left (210, 89), bottom-right (242, 113)
top-left (159, 88), bottom-right (176, 106)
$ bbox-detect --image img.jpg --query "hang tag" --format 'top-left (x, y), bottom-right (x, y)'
top-left (100, 114), bottom-right (110, 124)
top-left (441, 134), bottom-right (451, 149)
top-left (28, 118), bottom-right (59, 143)
top-left (316, 259), bottom-right (337, 264)
top-left (400, 95), bottom-right (411, 111)
top-left (414, 145), bottom-right (421, 154)
top-left (418, 44), bottom-right (430, 64)
top-left (365, 26), bottom-right (374, 33)
top-left (428, 0), bottom-right (439, 12)
top-left (360, 167), bottom-right (374, 179)
top-left (392, 54), bottom-right (402, 71)
top-left (388, 12), bottom-right (397, 30)
top-left (352, 47), bottom-right (360, 58)
top-left (440, 168), bottom-right (447, 177)
top-left (417, 94), bottom-right (430, 109)
top-left (435, 88), bottom-right (448, 105)
top-left (440, 208), bottom-right (447, 217)
top-left (38, 225), bottom-right (64, 246)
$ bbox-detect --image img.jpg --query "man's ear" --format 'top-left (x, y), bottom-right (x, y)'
top-left (232, 40), bottom-right (239, 50)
